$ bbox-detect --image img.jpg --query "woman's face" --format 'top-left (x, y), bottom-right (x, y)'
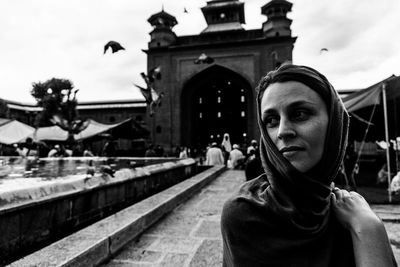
top-left (260, 81), bottom-right (329, 173)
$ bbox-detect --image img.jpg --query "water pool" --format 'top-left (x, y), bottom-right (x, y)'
top-left (0, 156), bottom-right (179, 207)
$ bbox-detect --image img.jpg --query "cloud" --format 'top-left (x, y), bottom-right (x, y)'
top-left (0, 0), bottom-right (399, 103)
top-left (292, 0), bottom-right (400, 88)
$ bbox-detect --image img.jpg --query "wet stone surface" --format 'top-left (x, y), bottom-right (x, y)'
top-left (193, 220), bottom-right (221, 238)
top-left (188, 239), bottom-right (223, 267)
top-left (102, 170), bottom-right (244, 267)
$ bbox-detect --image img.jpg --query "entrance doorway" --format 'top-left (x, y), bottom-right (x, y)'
top-left (181, 65), bottom-right (253, 149)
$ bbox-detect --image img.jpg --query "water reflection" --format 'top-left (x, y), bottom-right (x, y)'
top-left (0, 156), bottom-right (177, 180)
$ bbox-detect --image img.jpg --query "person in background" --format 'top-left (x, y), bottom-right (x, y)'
top-left (102, 138), bottom-right (118, 157)
top-left (221, 64), bottom-right (396, 266)
top-left (65, 145), bottom-right (73, 157)
top-left (18, 137), bottom-right (38, 157)
top-left (377, 163), bottom-right (389, 186)
top-left (72, 142), bottom-right (84, 157)
top-left (228, 144), bottom-right (244, 169)
top-left (221, 133), bottom-right (232, 165)
top-left (83, 145), bottom-right (95, 157)
top-left (48, 144), bottom-right (70, 157)
top-left (246, 139), bottom-right (258, 155)
top-left (15, 143), bottom-right (26, 157)
top-left (144, 144), bottom-right (157, 157)
top-left (155, 144), bottom-right (164, 157)
top-left (205, 142), bottom-right (224, 166)
top-left (244, 147), bottom-right (264, 181)
top-left (173, 146), bottom-right (181, 157)
top-left (391, 170), bottom-right (400, 195)
top-left (179, 146), bottom-right (188, 158)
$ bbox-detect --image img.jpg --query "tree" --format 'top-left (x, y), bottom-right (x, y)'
top-left (0, 98), bottom-right (10, 118)
top-left (30, 78), bottom-right (88, 143)
top-left (31, 78), bottom-right (76, 127)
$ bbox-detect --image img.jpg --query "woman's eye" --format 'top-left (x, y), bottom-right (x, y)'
top-left (292, 110), bottom-right (309, 121)
top-left (264, 116), bottom-right (279, 127)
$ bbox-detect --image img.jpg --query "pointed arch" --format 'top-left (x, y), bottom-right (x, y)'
top-left (181, 65), bottom-right (254, 148)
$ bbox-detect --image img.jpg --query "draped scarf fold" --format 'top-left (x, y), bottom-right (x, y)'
top-left (222, 64), bottom-right (354, 266)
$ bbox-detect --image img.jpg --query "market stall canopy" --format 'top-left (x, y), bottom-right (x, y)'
top-left (33, 118), bottom-right (133, 141)
top-left (342, 75), bottom-right (400, 112)
top-left (0, 118), bottom-right (35, 145)
top-left (74, 118), bottom-right (132, 140)
top-left (33, 124), bottom-right (68, 141)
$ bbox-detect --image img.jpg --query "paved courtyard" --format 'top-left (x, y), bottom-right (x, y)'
top-left (101, 170), bottom-right (400, 266)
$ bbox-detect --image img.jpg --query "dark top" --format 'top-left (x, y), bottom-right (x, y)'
top-left (221, 175), bottom-right (355, 267)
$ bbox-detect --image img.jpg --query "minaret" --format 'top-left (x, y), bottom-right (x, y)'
top-left (147, 9), bottom-right (177, 48)
top-left (261, 0), bottom-right (292, 37)
top-left (201, 0), bottom-right (245, 33)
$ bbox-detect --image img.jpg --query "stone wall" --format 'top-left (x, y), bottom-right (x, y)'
top-left (0, 158), bottom-right (200, 265)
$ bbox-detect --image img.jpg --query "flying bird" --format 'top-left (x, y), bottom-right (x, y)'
top-left (320, 48), bottom-right (329, 54)
top-left (104, 41), bottom-right (125, 54)
top-left (194, 53), bottom-right (214, 64)
top-left (184, 7), bottom-right (188, 13)
top-left (148, 66), bottom-right (162, 82)
top-left (84, 160), bottom-right (95, 181)
top-left (100, 165), bottom-right (115, 177)
top-left (133, 70), bottom-right (164, 116)
top-left (133, 83), bottom-right (164, 116)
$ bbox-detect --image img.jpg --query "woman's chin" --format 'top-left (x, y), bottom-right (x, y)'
top-left (289, 161), bottom-right (312, 173)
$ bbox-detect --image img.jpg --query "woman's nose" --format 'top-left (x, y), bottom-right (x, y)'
top-left (277, 118), bottom-right (296, 139)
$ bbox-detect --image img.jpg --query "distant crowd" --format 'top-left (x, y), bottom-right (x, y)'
top-left (174, 133), bottom-right (264, 181)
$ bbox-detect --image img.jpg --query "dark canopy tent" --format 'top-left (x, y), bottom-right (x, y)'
top-left (341, 75), bottom-right (400, 200)
top-left (342, 75), bottom-right (400, 141)
top-left (342, 75), bottom-right (400, 112)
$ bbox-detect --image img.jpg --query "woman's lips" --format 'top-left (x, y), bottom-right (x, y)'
top-left (279, 146), bottom-right (304, 157)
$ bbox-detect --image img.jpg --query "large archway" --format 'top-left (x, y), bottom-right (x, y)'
top-left (181, 65), bottom-right (254, 149)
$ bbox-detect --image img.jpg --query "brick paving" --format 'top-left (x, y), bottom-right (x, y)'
top-left (371, 204), bottom-right (400, 263)
top-left (101, 170), bottom-right (400, 266)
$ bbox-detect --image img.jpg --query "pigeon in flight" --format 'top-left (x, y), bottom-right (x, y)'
top-left (104, 41), bottom-right (125, 54)
top-left (320, 48), bottom-right (328, 54)
top-left (148, 66), bottom-right (162, 83)
top-left (100, 165), bottom-right (115, 177)
top-left (194, 53), bottom-right (214, 64)
top-left (133, 70), bottom-right (164, 116)
top-left (133, 83), bottom-right (164, 117)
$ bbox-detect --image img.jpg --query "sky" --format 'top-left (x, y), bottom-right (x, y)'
top-left (1, 0), bottom-right (399, 104)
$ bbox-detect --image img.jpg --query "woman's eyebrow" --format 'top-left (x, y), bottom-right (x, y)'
top-left (263, 100), bottom-right (316, 112)
top-left (287, 100), bottom-right (317, 108)
top-left (262, 108), bottom-right (277, 115)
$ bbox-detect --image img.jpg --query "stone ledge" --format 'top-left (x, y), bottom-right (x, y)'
top-left (8, 165), bottom-right (225, 267)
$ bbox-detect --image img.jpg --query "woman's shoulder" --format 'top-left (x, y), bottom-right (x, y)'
top-left (222, 174), bottom-right (269, 221)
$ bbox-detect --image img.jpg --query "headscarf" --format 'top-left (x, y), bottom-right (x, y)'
top-left (256, 64), bottom-right (349, 227)
top-left (222, 64), bottom-right (353, 266)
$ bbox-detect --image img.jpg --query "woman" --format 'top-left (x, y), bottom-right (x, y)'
top-left (221, 64), bottom-right (396, 266)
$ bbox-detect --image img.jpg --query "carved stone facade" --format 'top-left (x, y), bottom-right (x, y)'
top-left (5, 0), bottom-right (296, 155)
top-left (144, 0), bottom-right (296, 151)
